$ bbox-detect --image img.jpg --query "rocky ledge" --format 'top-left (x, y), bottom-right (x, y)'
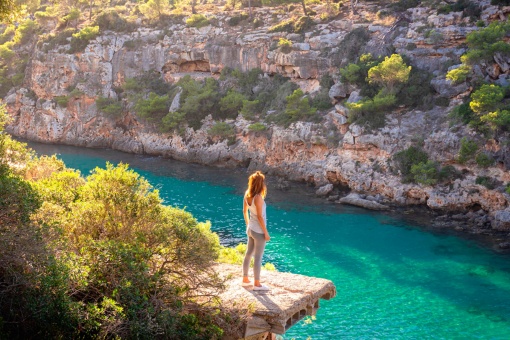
top-left (214, 263), bottom-right (336, 339)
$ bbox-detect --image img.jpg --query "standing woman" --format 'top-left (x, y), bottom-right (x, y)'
top-left (242, 171), bottom-right (270, 291)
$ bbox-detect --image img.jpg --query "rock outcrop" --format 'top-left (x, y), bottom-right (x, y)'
top-left (214, 263), bottom-right (336, 339)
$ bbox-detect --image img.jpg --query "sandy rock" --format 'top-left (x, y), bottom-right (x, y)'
top-left (338, 193), bottom-right (389, 210)
top-left (316, 184), bottom-right (334, 196)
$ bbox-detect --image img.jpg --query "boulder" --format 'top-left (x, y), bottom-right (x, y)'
top-left (346, 91), bottom-right (362, 103)
top-left (328, 82), bottom-right (350, 101)
top-left (431, 77), bottom-right (469, 98)
top-left (316, 184), bottom-right (334, 196)
top-left (338, 193), bottom-right (389, 210)
top-left (492, 209), bottom-right (510, 231)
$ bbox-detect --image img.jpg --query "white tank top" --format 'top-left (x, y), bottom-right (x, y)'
top-left (246, 194), bottom-right (266, 234)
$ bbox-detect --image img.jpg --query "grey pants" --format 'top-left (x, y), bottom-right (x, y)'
top-left (242, 229), bottom-right (266, 281)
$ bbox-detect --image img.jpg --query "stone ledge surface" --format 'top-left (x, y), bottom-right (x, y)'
top-left (214, 263), bottom-right (336, 338)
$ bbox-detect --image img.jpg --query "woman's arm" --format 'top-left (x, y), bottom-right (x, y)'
top-left (254, 195), bottom-right (270, 241)
top-left (243, 196), bottom-right (249, 227)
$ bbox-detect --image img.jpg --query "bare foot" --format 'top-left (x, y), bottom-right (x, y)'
top-left (242, 277), bottom-right (251, 284)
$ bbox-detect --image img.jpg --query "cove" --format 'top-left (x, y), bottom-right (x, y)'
top-left (30, 142), bottom-right (510, 339)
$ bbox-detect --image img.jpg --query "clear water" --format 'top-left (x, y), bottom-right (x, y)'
top-left (30, 143), bottom-right (510, 340)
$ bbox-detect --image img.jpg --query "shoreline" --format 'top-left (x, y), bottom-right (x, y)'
top-left (21, 138), bottom-right (510, 256)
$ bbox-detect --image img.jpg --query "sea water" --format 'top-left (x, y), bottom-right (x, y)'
top-left (30, 143), bottom-right (510, 340)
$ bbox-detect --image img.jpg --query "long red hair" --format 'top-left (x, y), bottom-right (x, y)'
top-left (245, 171), bottom-right (267, 199)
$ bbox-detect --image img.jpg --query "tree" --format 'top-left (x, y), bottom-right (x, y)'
top-left (0, 0), bottom-right (19, 23)
top-left (469, 84), bottom-right (504, 114)
top-left (139, 0), bottom-right (170, 21)
top-left (367, 54), bottom-right (411, 94)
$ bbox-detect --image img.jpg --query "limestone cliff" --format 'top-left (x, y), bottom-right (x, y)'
top-left (4, 1), bottom-right (510, 237)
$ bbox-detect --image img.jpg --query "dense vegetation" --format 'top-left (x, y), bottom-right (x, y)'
top-left (0, 106), bottom-right (258, 338)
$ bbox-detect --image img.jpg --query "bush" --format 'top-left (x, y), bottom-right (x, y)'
top-left (69, 26), bottom-right (99, 53)
top-left (13, 19), bottom-right (38, 45)
top-left (186, 14), bottom-right (210, 28)
top-left (228, 13), bottom-right (248, 26)
top-left (475, 152), bottom-right (495, 167)
top-left (96, 97), bottom-right (123, 117)
top-left (94, 9), bottom-right (137, 32)
top-left (219, 90), bottom-right (246, 119)
top-left (438, 165), bottom-right (462, 183)
top-left (177, 76), bottom-right (220, 129)
top-left (461, 20), bottom-right (510, 65)
top-left (268, 16), bottom-right (313, 34)
top-left (411, 160), bottom-right (440, 186)
top-left (208, 122), bottom-right (235, 140)
top-left (278, 37), bottom-right (292, 53)
top-left (270, 89), bottom-right (315, 126)
top-left (446, 64), bottom-right (472, 84)
top-left (393, 146), bottom-right (429, 183)
top-left (367, 54), bottom-right (411, 94)
top-left (240, 99), bottom-right (260, 120)
top-left (55, 96), bottom-right (69, 107)
top-left (248, 122), bottom-right (267, 132)
top-left (469, 84), bottom-right (504, 114)
top-left (448, 102), bottom-right (476, 125)
top-left (458, 137), bottom-right (478, 164)
top-left (346, 91), bottom-right (395, 129)
top-left (134, 92), bottom-right (169, 121)
top-left (162, 111), bottom-right (186, 131)
top-left (475, 176), bottom-right (496, 189)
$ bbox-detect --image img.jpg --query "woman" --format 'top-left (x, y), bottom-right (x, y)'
top-left (242, 171), bottom-right (270, 291)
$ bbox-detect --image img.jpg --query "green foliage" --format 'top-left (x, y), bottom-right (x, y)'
top-left (346, 91), bottom-right (395, 130)
top-left (393, 146), bottom-right (429, 183)
top-left (162, 111), bottom-right (186, 131)
top-left (410, 160), bottom-right (440, 186)
top-left (248, 122), bottom-right (267, 132)
top-left (446, 64), bottom-right (472, 84)
top-left (458, 137), bottom-right (478, 164)
top-left (278, 37), bottom-right (292, 53)
top-left (219, 90), bottom-right (246, 119)
top-left (270, 89), bottom-right (315, 126)
top-left (228, 13), bottom-right (248, 26)
top-left (139, 0), bottom-right (170, 21)
top-left (396, 66), bottom-right (434, 109)
top-left (13, 19), bottom-right (38, 45)
top-left (134, 92), bottom-right (169, 121)
top-left (475, 152), bottom-right (495, 168)
top-left (96, 97), bottom-right (123, 117)
top-left (55, 95), bottom-right (69, 107)
top-left (39, 28), bottom-right (75, 53)
top-left (506, 183), bottom-right (510, 194)
top-left (94, 9), bottom-right (136, 32)
top-left (240, 99), bottom-right (260, 120)
top-left (69, 25), bottom-right (99, 53)
top-left (469, 84), bottom-right (504, 114)
top-left (340, 63), bottom-right (362, 84)
top-left (475, 176), bottom-right (496, 189)
top-left (186, 14), bottom-right (210, 28)
top-left (208, 122), bottom-right (235, 140)
top-left (461, 20), bottom-right (510, 65)
top-left (268, 15), bottom-right (313, 34)
top-left (449, 102), bottom-right (476, 125)
top-left (367, 54), bottom-right (411, 94)
top-left (177, 76), bottom-right (220, 129)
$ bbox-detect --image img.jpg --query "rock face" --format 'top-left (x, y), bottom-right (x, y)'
top-left (214, 263), bottom-right (336, 338)
top-left (338, 193), bottom-right (389, 211)
top-left (4, 2), bottom-right (510, 235)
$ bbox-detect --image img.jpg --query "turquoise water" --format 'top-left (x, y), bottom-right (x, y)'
top-left (31, 143), bottom-right (510, 339)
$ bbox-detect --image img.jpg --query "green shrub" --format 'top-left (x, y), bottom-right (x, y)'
top-left (411, 160), bottom-right (440, 186)
top-left (0, 25), bottom-right (15, 45)
top-left (346, 91), bottom-right (395, 129)
top-left (240, 99), bottom-right (260, 120)
top-left (461, 20), bottom-right (510, 65)
top-left (208, 122), bottom-right (235, 140)
top-left (268, 18), bottom-right (294, 33)
top-left (177, 76), bottom-right (220, 129)
top-left (438, 165), bottom-right (462, 183)
top-left (13, 19), bottom-right (38, 45)
top-left (69, 26), bottom-right (99, 53)
top-left (393, 146), bottom-right (429, 183)
top-left (162, 111), bottom-right (186, 131)
top-left (134, 92), bottom-right (169, 121)
top-left (94, 9), bottom-right (136, 32)
top-left (55, 96), bottom-right (69, 107)
top-left (458, 137), bottom-right (478, 164)
top-left (248, 122), bottom-right (267, 132)
top-left (367, 54), bottom-right (411, 95)
top-left (475, 176), bottom-right (495, 189)
top-left (96, 97), bottom-right (123, 117)
top-left (278, 37), bottom-right (292, 53)
top-left (219, 90), bottom-right (246, 119)
top-left (475, 152), bottom-right (495, 167)
top-left (11, 73), bottom-right (24, 86)
top-left (446, 64), bottom-right (472, 84)
top-left (268, 16), bottom-right (313, 34)
top-left (228, 13), bottom-right (248, 26)
top-left (186, 14), bottom-right (210, 28)
top-left (469, 84), bottom-right (504, 114)
top-left (448, 102), bottom-right (476, 125)
top-left (271, 89), bottom-right (315, 126)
